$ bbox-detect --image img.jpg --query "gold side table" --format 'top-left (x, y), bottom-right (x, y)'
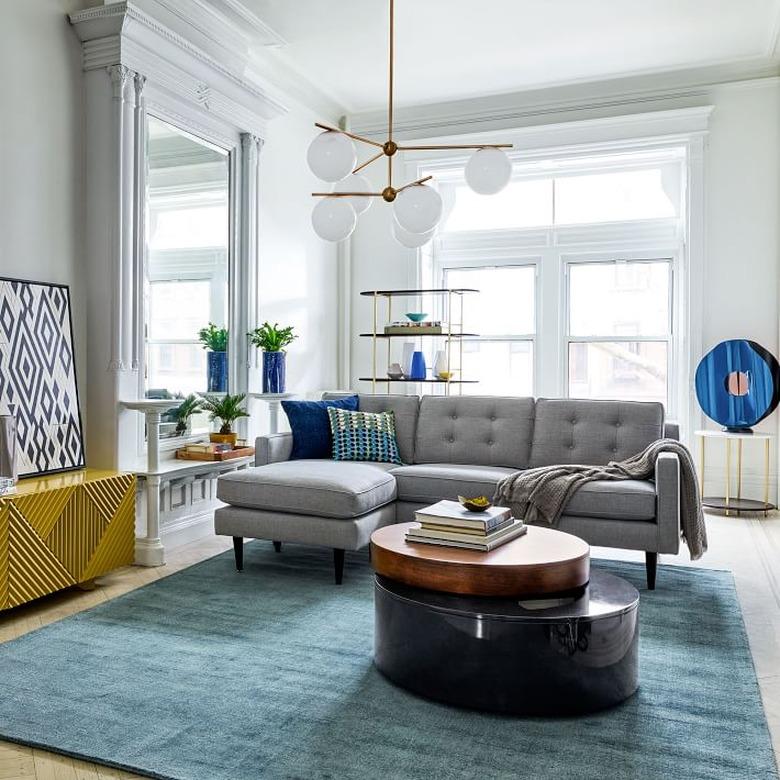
top-left (694, 430), bottom-right (774, 516)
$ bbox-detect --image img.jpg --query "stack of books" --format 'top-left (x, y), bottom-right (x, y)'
top-left (406, 500), bottom-right (526, 552)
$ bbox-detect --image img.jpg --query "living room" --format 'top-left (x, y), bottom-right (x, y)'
top-left (0, 0), bottom-right (778, 778)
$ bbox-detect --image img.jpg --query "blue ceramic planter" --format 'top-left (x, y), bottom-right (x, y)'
top-left (263, 351), bottom-right (286, 394)
top-left (207, 351), bottom-right (228, 392)
top-left (409, 351), bottom-right (427, 381)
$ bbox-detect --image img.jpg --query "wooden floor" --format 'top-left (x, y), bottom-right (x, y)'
top-left (1, 512), bottom-right (779, 779)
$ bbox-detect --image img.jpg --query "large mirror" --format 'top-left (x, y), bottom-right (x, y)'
top-left (144, 117), bottom-right (231, 437)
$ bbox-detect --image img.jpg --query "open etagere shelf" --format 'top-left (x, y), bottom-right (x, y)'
top-left (360, 288), bottom-right (479, 394)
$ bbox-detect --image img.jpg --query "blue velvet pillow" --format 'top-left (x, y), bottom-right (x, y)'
top-left (281, 396), bottom-right (359, 460)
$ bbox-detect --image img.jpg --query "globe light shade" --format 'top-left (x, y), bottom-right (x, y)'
top-left (311, 198), bottom-right (356, 242)
top-left (334, 174), bottom-right (373, 215)
top-left (465, 147), bottom-right (512, 195)
top-left (392, 220), bottom-right (435, 249)
top-left (307, 131), bottom-right (357, 182)
top-left (393, 184), bottom-right (443, 234)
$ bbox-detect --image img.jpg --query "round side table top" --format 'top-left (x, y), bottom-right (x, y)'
top-left (694, 429), bottom-right (772, 441)
top-left (370, 522), bottom-right (590, 598)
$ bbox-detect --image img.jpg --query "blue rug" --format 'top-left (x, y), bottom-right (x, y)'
top-left (0, 544), bottom-right (776, 780)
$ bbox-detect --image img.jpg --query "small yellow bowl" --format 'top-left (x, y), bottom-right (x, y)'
top-left (437, 371), bottom-right (453, 382)
top-left (458, 495), bottom-right (492, 512)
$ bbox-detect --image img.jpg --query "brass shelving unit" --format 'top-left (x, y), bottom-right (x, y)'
top-left (359, 288), bottom-right (479, 394)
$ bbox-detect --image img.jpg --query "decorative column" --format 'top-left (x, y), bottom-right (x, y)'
top-left (132, 73), bottom-right (147, 370)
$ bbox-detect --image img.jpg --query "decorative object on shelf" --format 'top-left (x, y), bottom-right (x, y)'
top-left (249, 322), bottom-right (297, 394)
top-left (384, 321), bottom-right (443, 335)
top-left (433, 350), bottom-right (448, 379)
top-left (458, 495), bottom-right (493, 513)
top-left (0, 415), bottom-right (17, 483)
top-left (0, 277), bottom-right (84, 477)
top-left (437, 371), bottom-right (453, 382)
top-left (176, 444), bottom-right (256, 462)
top-left (695, 339), bottom-right (780, 432)
top-left (307, 0), bottom-right (513, 247)
top-left (327, 407), bottom-right (403, 465)
top-left (387, 363), bottom-right (404, 379)
top-left (200, 393), bottom-right (249, 447)
top-left (409, 351), bottom-right (427, 381)
top-left (198, 323), bottom-right (228, 393)
top-left (173, 394), bottom-right (202, 437)
top-left (405, 312), bottom-right (428, 323)
top-left (401, 342), bottom-right (415, 378)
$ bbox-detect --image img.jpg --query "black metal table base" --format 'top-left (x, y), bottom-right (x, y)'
top-left (374, 572), bottom-right (639, 716)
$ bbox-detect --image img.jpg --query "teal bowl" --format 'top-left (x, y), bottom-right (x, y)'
top-left (405, 312), bottom-right (428, 323)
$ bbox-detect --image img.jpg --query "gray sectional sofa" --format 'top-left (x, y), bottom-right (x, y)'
top-left (215, 394), bottom-right (681, 589)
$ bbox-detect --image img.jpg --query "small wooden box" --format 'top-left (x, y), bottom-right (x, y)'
top-left (175, 446), bottom-right (255, 462)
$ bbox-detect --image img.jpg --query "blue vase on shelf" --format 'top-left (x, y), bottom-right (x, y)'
top-left (409, 351), bottom-right (427, 381)
top-left (207, 351), bottom-right (227, 392)
top-left (263, 351), bottom-right (287, 393)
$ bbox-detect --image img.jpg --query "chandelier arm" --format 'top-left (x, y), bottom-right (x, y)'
top-left (312, 192), bottom-right (385, 197)
top-left (397, 143), bottom-right (514, 151)
top-left (388, 0), bottom-right (394, 142)
top-left (395, 174), bottom-right (433, 193)
top-left (314, 122), bottom-right (384, 150)
top-left (353, 150), bottom-right (385, 174)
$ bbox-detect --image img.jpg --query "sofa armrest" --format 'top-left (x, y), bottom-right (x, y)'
top-left (663, 421), bottom-right (680, 440)
top-left (255, 433), bottom-right (293, 466)
top-left (655, 451), bottom-right (681, 554)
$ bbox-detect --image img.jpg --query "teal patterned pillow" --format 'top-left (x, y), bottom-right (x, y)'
top-left (326, 407), bottom-right (404, 465)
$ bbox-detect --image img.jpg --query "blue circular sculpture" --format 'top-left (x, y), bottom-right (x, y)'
top-left (695, 340), bottom-right (780, 432)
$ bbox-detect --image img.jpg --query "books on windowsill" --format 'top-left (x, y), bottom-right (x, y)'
top-left (405, 500), bottom-right (527, 552)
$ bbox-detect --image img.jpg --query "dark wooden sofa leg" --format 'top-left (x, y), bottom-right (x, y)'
top-left (645, 552), bottom-right (657, 590)
top-left (233, 537), bottom-right (243, 572)
top-left (334, 549), bottom-right (345, 585)
top-left (273, 541), bottom-right (282, 553)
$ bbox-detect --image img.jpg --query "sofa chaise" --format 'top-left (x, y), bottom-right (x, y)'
top-left (215, 395), bottom-right (681, 589)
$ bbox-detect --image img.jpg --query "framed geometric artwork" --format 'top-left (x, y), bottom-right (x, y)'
top-left (0, 277), bottom-right (85, 477)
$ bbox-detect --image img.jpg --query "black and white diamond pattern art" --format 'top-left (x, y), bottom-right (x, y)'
top-left (0, 278), bottom-right (84, 477)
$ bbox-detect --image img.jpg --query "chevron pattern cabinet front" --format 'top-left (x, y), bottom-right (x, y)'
top-left (0, 470), bottom-right (136, 610)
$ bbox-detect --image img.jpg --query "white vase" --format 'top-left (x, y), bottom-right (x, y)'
top-left (401, 342), bottom-right (415, 378)
top-left (433, 350), bottom-right (448, 379)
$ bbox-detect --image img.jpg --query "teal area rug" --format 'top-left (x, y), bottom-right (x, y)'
top-left (0, 544), bottom-right (776, 780)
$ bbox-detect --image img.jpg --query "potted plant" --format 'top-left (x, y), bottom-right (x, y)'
top-left (199, 393), bottom-right (249, 446)
top-left (248, 322), bottom-right (297, 394)
top-left (173, 394), bottom-right (202, 437)
top-left (198, 323), bottom-right (228, 393)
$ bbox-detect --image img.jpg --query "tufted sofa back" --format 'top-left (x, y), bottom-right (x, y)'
top-left (413, 396), bottom-right (535, 468)
top-left (529, 398), bottom-right (664, 467)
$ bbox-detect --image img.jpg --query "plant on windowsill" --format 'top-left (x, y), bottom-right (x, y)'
top-left (198, 323), bottom-right (229, 393)
top-left (248, 322), bottom-right (297, 394)
top-left (200, 393), bottom-right (249, 447)
top-left (173, 394), bottom-right (202, 437)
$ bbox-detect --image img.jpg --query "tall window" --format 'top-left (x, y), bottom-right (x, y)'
top-left (427, 148), bottom-right (684, 412)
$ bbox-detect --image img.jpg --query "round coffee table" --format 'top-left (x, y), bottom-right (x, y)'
top-left (370, 523), bottom-right (639, 716)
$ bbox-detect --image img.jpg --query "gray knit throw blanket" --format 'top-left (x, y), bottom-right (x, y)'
top-left (494, 438), bottom-right (707, 560)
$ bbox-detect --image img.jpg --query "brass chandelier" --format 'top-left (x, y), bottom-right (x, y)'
top-left (308, 0), bottom-right (514, 247)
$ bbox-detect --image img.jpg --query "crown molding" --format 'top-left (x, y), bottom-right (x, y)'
top-left (349, 60), bottom-right (779, 141)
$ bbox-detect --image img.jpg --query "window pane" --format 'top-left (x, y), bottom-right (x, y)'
top-left (147, 343), bottom-right (207, 397)
top-left (444, 266), bottom-right (535, 335)
top-left (555, 168), bottom-right (678, 225)
top-left (460, 340), bottom-right (533, 396)
top-left (149, 281), bottom-right (211, 340)
top-left (568, 341), bottom-right (667, 406)
top-left (442, 179), bottom-right (553, 232)
top-left (569, 262), bottom-right (669, 338)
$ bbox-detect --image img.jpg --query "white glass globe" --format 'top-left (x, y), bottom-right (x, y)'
top-left (393, 184), bottom-right (443, 234)
top-left (311, 198), bottom-right (356, 242)
top-left (465, 147), bottom-right (512, 195)
top-left (307, 131), bottom-right (357, 182)
top-left (334, 174), bottom-right (373, 215)
top-left (392, 220), bottom-right (435, 249)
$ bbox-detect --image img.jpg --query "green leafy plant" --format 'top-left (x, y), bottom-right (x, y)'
top-left (173, 394), bottom-right (202, 435)
top-left (198, 323), bottom-right (228, 352)
top-left (248, 322), bottom-right (297, 352)
top-left (199, 393), bottom-right (249, 434)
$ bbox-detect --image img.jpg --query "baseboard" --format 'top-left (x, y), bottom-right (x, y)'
top-left (161, 510), bottom-right (216, 550)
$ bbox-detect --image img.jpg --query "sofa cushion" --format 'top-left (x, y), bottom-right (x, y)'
top-left (391, 463), bottom-right (515, 505)
top-left (565, 479), bottom-right (657, 521)
top-left (530, 398), bottom-right (664, 468)
top-left (281, 396), bottom-right (358, 459)
top-left (413, 396), bottom-right (535, 468)
top-left (328, 408), bottom-right (403, 465)
top-left (216, 460), bottom-right (397, 519)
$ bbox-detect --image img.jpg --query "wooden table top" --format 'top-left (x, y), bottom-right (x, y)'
top-left (370, 522), bottom-right (590, 598)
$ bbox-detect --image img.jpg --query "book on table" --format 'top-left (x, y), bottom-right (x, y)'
top-left (406, 518), bottom-right (527, 552)
top-left (414, 500), bottom-right (512, 531)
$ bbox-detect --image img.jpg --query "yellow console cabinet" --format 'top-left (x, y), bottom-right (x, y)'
top-left (0, 469), bottom-right (136, 610)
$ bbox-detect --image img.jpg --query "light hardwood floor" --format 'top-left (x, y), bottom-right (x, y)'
top-left (0, 513), bottom-right (778, 779)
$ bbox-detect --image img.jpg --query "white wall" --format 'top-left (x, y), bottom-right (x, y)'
top-left (346, 78), bottom-right (780, 499)
top-left (0, 0), bottom-right (88, 396)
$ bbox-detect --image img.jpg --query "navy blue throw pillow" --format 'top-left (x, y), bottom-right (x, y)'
top-left (281, 396), bottom-right (359, 459)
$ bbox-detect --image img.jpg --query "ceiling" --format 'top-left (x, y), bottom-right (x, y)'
top-left (238, 0), bottom-right (780, 112)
